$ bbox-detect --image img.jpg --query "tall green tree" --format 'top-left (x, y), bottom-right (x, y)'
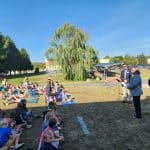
top-left (20, 48), bottom-right (33, 73)
top-left (0, 33), bottom-right (6, 71)
top-left (84, 46), bottom-right (99, 71)
top-left (104, 55), bottom-right (110, 59)
top-left (137, 53), bottom-right (147, 64)
top-left (0, 33), bottom-right (5, 58)
top-left (110, 56), bottom-right (123, 63)
top-left (45, 23), bottom-right (99, 80)
top-left (3, 36), bottom-right (22, 75)
top-left (32, 62), bottom-right (45, 70)
top-left (0, 33), bottom-right (33, 74)
top-left (123, 54), bottom-right (138, 65)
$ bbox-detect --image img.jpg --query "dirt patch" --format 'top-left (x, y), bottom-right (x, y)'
top-left (58, 102), bottom-right (150, 150)
top-left (1, 84), bottom-right (150, 150)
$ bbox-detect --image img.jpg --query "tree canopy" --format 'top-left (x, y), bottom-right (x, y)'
top-left (109, 56), bottom-right (123, 63)
top-left (0, 33), bottom-right (33, 74)
top-left (109, 53), bottom-right (148, 65)
top-left (137, 53), bottom-right (147, 64)
top-left (32, 62), bottom-right (45, 70)
top-left (45, 23), bottom-right (99, 80)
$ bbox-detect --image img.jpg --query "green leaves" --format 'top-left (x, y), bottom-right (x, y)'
top-left (109, 53), bottom-right (148, 65)
top-left (20, 48), bottom-right (33, 71)
top-left (45, 23), bottom-right (99, 80)
top-left (137, 53), bottom-right (147, 64)
top-left (0, 33), bottom-right (33, 74)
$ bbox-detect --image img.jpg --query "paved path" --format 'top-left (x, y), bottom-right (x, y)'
top-left (65, 80), bottom-right (149, 88)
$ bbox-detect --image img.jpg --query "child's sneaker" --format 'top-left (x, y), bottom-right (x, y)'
top-left (16, 131), bottom-right (23, 136)
top-left (18, 128), bottom-right (24, 132)
top-left (15, 143), bottom-right (24, 149)
top-left (5, 102), bottom-right (9, 106)
top-left (26, 124), bottom-right (32, 128)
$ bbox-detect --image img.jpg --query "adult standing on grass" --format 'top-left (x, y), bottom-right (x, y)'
top-left (125, 67), bottom-right (143, 119)
top-left (45, 77), bottom-right (54, 103)
top-left (120, 64), bottom-right (132, 103)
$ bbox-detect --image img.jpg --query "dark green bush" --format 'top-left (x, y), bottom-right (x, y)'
top-left (34, 67), bottom-right (39, 74)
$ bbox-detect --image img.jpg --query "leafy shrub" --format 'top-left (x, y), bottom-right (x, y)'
top-left (34, 67), bottom-right (39, 74)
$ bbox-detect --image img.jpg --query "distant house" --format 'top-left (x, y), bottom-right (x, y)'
top-left (45, 59), bottom-right (61, 71)
top-left (147, 58), bottom-right (150, 64)
top-left (99, 58), bottom-right (110, 63)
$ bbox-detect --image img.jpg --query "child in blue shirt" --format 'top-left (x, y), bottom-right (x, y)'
top-left (0, 120), bottom-right (24, 149)
top-left (0, 125), bottom-right (13, 148)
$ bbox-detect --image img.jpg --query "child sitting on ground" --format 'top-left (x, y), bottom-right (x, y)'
top-left (39, 118), bottom-right (64, 150)
top-left (15, 100), bottom-right (32, 129)
top-left (61, 90), bottom-right (75, 103)
top-left (0, 119), bottom-right (24, 150)
top-left (42, 109), bottom-right (63, 131)
top-left (42, 111), bottom-right (56, 132)
top-left (7, 113), bottom-right (25, 134)
top-left (0, 109), bottom-right (5, 119)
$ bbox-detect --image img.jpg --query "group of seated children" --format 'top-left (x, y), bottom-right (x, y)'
top-left (45, 79), bottom-right (75, 105)
top-left (0, 78), bottom-right (44, 106)
top-left (38, 103), bottom-right (64, 150)
top-left (38, 79), bottom-right (76, 150)
top-left (0, 99), bottom-right (37, 150)
top-left (0, 78), bottom-right (74, 149)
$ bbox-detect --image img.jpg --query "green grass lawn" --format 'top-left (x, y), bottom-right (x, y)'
top-left (1, 68), bottom-right (148, 86)
top-left (140, 69), bottom-right (150, 80)
top-left (2, 73), bottom-right (102, 87)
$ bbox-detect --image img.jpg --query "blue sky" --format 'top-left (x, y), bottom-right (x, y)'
top-left (0, 0), bottom-right (150, 62)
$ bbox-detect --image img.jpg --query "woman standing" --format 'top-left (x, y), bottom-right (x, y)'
top-left (126, 67), bottom-right (143, 119)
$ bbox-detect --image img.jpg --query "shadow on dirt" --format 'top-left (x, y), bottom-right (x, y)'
top-left (2, 97), bottom-right (150, 150)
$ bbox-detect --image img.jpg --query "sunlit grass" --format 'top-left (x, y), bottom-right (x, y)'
top-left (4, 73), bottom-right (103, 86)
top-left (140, 69), bottom-right (150, 80)
top-left (1, 68), bottom-right (149, 86)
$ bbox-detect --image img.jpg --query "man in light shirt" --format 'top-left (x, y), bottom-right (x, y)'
top-left (120, 64), bottom-right (132, 103)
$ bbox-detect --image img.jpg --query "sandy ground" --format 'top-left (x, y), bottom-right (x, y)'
top-left (1, 82), bottom-right (150, 150)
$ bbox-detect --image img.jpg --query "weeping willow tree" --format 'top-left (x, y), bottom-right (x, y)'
top-left (45, 23), bottom-right (99, 80)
